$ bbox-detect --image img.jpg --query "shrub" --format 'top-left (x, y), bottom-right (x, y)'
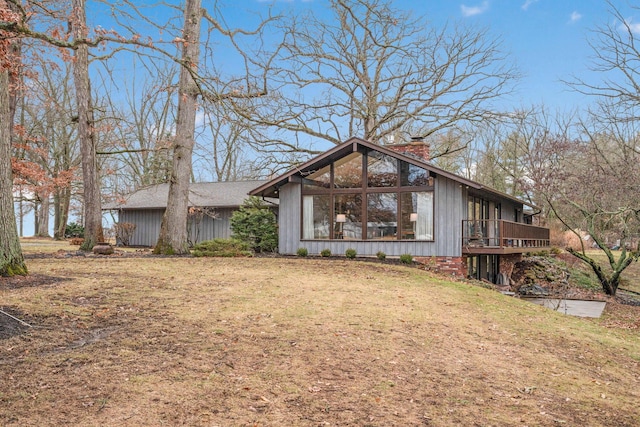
top-left (400, 253), bottom-right (413, 264)
top-left (320, 249), bottom-right (332, 257)
top-left (70, 237), bottom-right (84, 246)
top-left (550, 247), bottom-right (562, 255)
top-left (297, 247), bottom-right (308, 257)
top-left (230, 197), bottom-right (278, 253)
top-left (345, 248), bottom-right (357, 259)
top-left (65, 222), bottom-right (85, 238)
top-left (191, 238), bottom-right (253, 257)
top-left (376, 251), bottom-right (386, 261)
top-left (530, 250), bottom-right (550, 257)
top-left (114, 222), bottom-right (136, 246)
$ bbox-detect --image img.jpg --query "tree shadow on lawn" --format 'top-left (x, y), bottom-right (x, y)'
top-left (1, 274), bottom-right (70, 340)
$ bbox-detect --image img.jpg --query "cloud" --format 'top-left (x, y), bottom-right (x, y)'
top-left (619, 18), bottom-right (640, 34)
top-left (195, 111), bottom-right (207, 128)
top-left (461, 1), bottom-right (489, 17)
top-left (521, 0), bottom-right (538, 11)
top-left (569, 11), bottom-right (582, 23)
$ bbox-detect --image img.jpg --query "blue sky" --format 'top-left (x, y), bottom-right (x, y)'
top-left (249, 0), bottom-right (618, 113)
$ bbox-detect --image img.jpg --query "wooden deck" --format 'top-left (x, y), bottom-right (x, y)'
top-left (462, 220), bottom-right (551, 255)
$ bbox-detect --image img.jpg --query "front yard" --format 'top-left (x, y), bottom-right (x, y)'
top-left (1, 242), bottom-right (639, 426)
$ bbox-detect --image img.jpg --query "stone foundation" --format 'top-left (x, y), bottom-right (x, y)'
top-left (499, 253), bottom-right (522, 279)
top-left (415, 256), bottom-right (467, 277)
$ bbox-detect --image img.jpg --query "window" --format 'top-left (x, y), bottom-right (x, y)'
top-left (367, 193), bottom-right (397, 239)
top-left (303, 165), bottom-right (331, 190)
top-left (367, 151), bottom-right (397, 187)
top-left (400, 162), bottom-right (429, 186)
top-left (334, 194), bottom-right (363, 239)
top-left (334, 152), bottom-right (362, 188)
top-left (302, 195), bottom-right (330, 239)
top-left (400, 192), bottom-right (433, 240)
top-left (301, 149), bottom-right (434, 241)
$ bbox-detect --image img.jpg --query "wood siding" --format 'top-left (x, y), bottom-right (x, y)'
top-left (118, 208), bottom-right (235, 247)
top-left (278, 175), bottom-right (465, 257)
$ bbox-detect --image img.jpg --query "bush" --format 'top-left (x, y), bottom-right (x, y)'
top-left (376, 251), bottom-right (386, 261)
top-left (320, 249), bottom-right (332, 257)
top-left (230, 197), bottom-right (278, 253)
top-left (191, 238), bottom-right (253, 257)
top-left (528, 250), bottom-right (550, 257)
top-left (297, 247), bottom-right (308, 257)
top-left (70, 237), bottom-right (84, 246)
top-left (114, 222), bottom-right (136, 246)
top-left (550, 247), bottom-right (562, 255)
top-left (345, 248), bottom-right (357, 259)
top-left (65, 222), bottom-right (84, 238)
top-left (400, 253), bottom-right (413, 264)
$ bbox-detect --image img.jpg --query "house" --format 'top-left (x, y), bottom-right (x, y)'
top-left (104, 180), bottom-right (274, 247)
top-left (249, 137), bottom-right (550, 282)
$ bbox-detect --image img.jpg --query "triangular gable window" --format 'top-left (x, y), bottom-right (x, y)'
top-left (301, 149), bottom-right (434, 241)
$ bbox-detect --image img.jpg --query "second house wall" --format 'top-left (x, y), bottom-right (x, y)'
top-left (119, 207), bottom-right (236, 247)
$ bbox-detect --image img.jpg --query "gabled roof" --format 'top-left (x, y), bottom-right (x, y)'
top-left (104, 180), bottom-right (275, 210)
top-left (249, 137), bottom-right (535, 208)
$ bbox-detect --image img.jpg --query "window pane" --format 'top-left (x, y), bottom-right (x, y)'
top-left (302, 195), bottom-right (330, 239)
top-left (399, 160), bottom-right (429, 186)
top-left (334, 194), bottom-right (362, 240)
top-left (367, 150), bottom-right (398, 187)
top-left (334, 152), bottom-right (363, 188)
top-left (400, 192), bottom-right (433, 240)
top-left (367, 193), bottom-right (397, 239)
top-left (303, 164), bottom-right (331, 190)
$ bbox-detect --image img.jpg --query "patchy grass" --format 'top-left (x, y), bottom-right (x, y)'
top-left (0, 242), bottom-right (638, 426)
top-left (18, 237), bottom-right (76, 253)
top-left (18, 237), bottom-right (143, 256)
top-left (553, 249), bottom-right (640, 295)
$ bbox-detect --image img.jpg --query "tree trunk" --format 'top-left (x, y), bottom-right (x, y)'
top-left (33, 200), bottom-right (39, 236)
top-left (36, 195), bottom-right (51, 237)
top-left (566, 247), bottom-right (629, 296)
top-left (0, 69), bottom-right (27, 276)
top-left (18, 189), bottom-right (24, 237)
top-left (154, 0), bottom-right (201, 255)
top-left (72, 0), bottom-right (104, 250)
top-left (53, 187), bottom-right (71, 240)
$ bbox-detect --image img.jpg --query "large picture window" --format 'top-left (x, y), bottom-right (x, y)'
top-left (301, 149), bottom-right (434, 241)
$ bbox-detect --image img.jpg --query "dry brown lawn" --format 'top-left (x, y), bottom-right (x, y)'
top-left (1, 242), bottom-right (639, 426)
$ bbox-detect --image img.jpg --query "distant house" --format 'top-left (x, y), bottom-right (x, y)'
top-left (104, 180), bottom-right (275, 247)
top-left (250, 137), bottom-right (550, 282)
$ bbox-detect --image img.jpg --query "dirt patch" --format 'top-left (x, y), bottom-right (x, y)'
top-left (0, 273), bottom-right (68, 290)
top-left (0, 307), bottom-right (32, 340)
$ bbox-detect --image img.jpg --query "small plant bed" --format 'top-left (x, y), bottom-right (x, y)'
top-left (511, 255), bottom-right (606, 301)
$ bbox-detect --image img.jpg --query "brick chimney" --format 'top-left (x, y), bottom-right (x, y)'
top-left (387, 136), bottom-right (430, 162)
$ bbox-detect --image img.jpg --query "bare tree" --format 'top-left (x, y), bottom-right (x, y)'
top-left (96, 63), bottom-right (177, 195)
top-left (153, 0), bottom-right (201, 255)
top-left (13, 62), bottom-right (80, 239)
top-left (550, 0), bottom-right (640, 295)
top-left (565, 0), bottom-right (640, 126)
top-left (237, 0), bottom-right (518, 151)
top-left (524, 117), bottom-right (640, 296)
top-left (71, 0), bottom-right (104, 249)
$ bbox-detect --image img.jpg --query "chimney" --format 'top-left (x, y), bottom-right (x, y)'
top-left (387, 135), bottom-right (430, 161)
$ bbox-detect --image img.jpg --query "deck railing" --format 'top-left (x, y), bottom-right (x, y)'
top-left (462, 220), bottom-right (550, 249)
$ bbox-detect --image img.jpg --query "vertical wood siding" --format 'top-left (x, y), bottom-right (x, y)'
top-left (278, 176), bottom-right (465, 257)
top-left (119, 208), bottom-right (235, 247)
top-left (279, 184), bottom-right (301, 254)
